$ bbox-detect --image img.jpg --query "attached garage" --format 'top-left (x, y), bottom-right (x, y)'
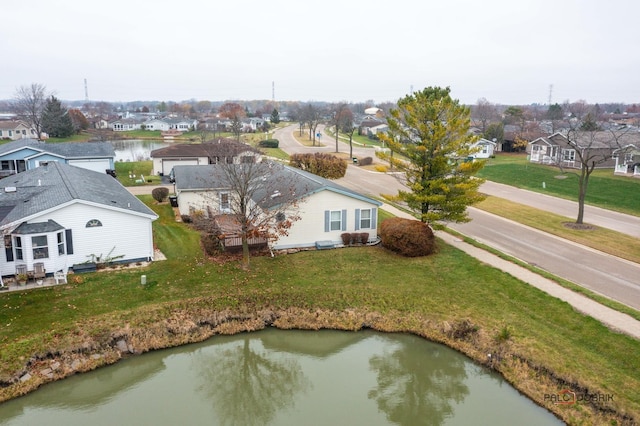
top-left (67, 159), bottom-right (112, 174)
top-left (161, 158), bottom-right (200, 175)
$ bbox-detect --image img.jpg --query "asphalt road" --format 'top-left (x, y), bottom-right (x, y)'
top-left (273, 125), bottom-right (640, 311)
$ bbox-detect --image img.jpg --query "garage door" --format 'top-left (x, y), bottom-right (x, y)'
top-left (162, 159), bottom-right (200, 175)
top-left (67, 159), bottom-right (112, 174)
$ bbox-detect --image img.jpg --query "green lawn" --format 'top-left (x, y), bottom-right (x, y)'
top-left (477, 153), bottom-right (640, 215)
top-left (0, 199), bottom-right (638, 424)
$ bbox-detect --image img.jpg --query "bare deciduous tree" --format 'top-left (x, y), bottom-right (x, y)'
top-left (556, 127), bottom-right (629, 224)
top-left (472, 98), bottom-right (498, 133)
top-left (12, 83), bottom-right (49, 140)
top-left (212, 161), bottom-right (304, 269)
top-left (331, 103), bottom-right (351, 153)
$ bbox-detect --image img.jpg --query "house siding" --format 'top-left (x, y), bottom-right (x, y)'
top-left (0, 203), bottom-right (154, 277)
top-left (177, 190), bottom-right (219, 217)
top-left (272, 190), bottom-right (379, 249)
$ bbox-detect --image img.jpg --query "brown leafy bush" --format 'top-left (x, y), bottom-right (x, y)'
top-left (379, 217), bottom-right (436, 257)
top-left (289, 152), bottom-right (347, 179)
top-left (201, 233), bottom-right (221, 255)
top-left (341, 233), bottom-right (352, 245)
top-left (151, 187), bottom-right (169, 203)
top-left (358, 232), bottom-right (369, 244)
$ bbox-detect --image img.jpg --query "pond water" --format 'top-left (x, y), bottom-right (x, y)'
top-left (0, 330), bottom-right (563, 425)
top-left (111, 139), bottom-right (172, 162)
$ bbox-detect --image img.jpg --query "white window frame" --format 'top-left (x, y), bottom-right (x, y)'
top-left (32, 235), bottom-right (49, 259)
top-left (330, 210), bottom-right (342, 231)
top-left (360, 209), bottom-right (372, 229)
top-left (57, 231), bottom-right (65, 255)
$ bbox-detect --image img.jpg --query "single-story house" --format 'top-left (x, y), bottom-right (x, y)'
top-left (163, 118), bottom-right (198, 132)
top-left (142, 119), bottom-right (171, 131)
top-left (109, 118), bottom-right (145, 131)
top-left (527, 131), bottom-right (639, 169)
top-left (0, 120), bottom-right (37, 140)
top-left (150, 138), bottom-right (263, 176)
top-left (172, 162), bottom-right (382, 250)
top-left (0, 162), bottom-right (158, 281)
top-left (0, 139), bottom-right (116, 178)
top-left (613, 144), bottom-right (640, 176)
top-left (470, 138), bottom-right (497, 159)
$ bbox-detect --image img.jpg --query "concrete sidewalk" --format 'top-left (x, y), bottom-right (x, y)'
top-left (380, 203), bottom-right (640, 340)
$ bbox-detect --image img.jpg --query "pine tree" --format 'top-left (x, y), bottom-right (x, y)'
top-left (270, 108), bottom-right (280, 124)
top-left (41, 96), bottom-right (74, 138)
top-left (378, 87), bottom-right (485, 225)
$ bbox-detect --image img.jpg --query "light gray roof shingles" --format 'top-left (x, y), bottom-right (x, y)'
top-left (174, 162), bottom-right (381, 209)
top-left (0, 162), bottom-right (156, 229)
top-left (0, 138), bottom-right (115, 159)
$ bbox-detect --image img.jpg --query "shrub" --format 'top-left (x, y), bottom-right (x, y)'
top-left (151, 187), bottom-right (169, 203)
top-left (201, 233), bottom-right (221, 255)
top-left (379, 217), bottom-right (436, 257)
top-left (341, 232), bottom-right (352, 246)
top-left (374, 164), bottom-right (388, 173)
top-left (258, 139), bottom-right (279, 148)
top-left (359, 156), bottom-right (373, 166)
top-left (358, 232), bottom-right (369, 244)
top-left (181, 215), bottom-right (192, 223)
top-left (289, 152), bottom-right (347, 179)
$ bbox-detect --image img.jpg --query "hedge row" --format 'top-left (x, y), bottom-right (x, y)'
top-left (258, 139), bottom-right (279, 148)
top-left (289, 152), bottom-right (347, 179)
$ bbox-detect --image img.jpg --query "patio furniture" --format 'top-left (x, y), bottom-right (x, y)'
top-left (54, 266), bottom-right (69, 284)
top-left (33, 262), bottom-right (46, 281)
top-left (15, 264), bottom-right (28, 283)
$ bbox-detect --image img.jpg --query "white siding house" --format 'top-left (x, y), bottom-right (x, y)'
top-left (173, 163), bottom-right (381, 250)
top-left (0, 162), bottom-right (157, 280)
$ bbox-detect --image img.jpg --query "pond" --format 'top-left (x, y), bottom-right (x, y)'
top-left (110, 139), bottom-right (172, 162)
top-left (0, 330), bottom-right (563, 425)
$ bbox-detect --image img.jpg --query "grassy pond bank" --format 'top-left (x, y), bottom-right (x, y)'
top-left (0, 196), bottom-right (639, 425)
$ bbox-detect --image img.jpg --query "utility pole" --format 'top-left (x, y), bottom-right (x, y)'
top-left (84, 78), bottom-right (89, 102)
top-left (548, 84), bottom-right (553, 105)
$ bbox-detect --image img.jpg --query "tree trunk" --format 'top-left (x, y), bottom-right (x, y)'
top-left (335, 125), bottom-right (339, 153)
top-left (576, 168), bottom-right (589, 224)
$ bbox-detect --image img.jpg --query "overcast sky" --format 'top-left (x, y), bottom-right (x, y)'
top-left (2, 0), bottom-right (639, 106)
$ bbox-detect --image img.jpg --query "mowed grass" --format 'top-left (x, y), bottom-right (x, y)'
top-left (477, 153), bottom-right (640, 215)
top-left (1, 202), bottom-right (639, 421)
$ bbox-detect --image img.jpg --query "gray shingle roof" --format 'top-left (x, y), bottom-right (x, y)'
top-left (0, 162), bottom-right (156, 229)
top-left (0, 138), bottom-right (115, 159)
top-left (174, 161), bottom-right (381, 209)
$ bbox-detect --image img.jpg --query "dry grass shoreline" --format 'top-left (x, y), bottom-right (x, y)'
top-left (0, 302), bottom-right (633, 425)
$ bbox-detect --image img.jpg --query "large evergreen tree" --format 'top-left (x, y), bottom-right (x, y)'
top-left (270, 108), bottom-right (280, 124)
top-left (41, 96), bottom-right (74, 138)
top-left (378, 87), bottom-right (485, 225)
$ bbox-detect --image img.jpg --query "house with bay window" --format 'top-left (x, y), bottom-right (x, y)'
top-left (172, 162), bottom-right (381, 250)
top-left (0, 162), bottom-right (157, 281)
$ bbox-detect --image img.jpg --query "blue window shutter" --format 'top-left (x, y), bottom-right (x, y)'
top-left (341, 209), bottom-right (347, 231)
top-left (371, 208), bottom-right (377, 229)
top-left (355, 209), bottom-right (360, 231)
top-left (324, 210), bottom-right (330, 232)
